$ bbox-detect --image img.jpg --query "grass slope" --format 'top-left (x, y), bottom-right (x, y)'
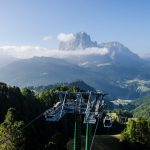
top-left (67, 134), bottom-right (123, 150)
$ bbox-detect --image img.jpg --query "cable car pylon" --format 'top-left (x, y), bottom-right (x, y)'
top-left (74, 114), bottom-right (81, 150)
top-left (43, 91), bottom-right (106, 150)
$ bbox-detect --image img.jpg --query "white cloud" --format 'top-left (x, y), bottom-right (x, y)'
top-left (43, 35), bottom-right (53, 41)
top-left (0, 45), bottom-right (109, 59)
top-left (0, 46), bottom-right (49, 59)
top-left (57, 33), bottom-right (75, 42)
top-left (139, 52), bottom-right (150, 58)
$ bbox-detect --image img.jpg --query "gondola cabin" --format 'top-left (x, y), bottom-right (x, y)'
top-left (103, 115), bottom-right (112, 128)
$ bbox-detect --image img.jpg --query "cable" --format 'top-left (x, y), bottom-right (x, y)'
top-left (20, 112), bottom-right (44, 131)
top-left (89, 116), bottom-right (100, 150)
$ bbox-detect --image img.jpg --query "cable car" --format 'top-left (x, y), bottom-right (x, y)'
top-left (103, 115), bottom-right (112, 128)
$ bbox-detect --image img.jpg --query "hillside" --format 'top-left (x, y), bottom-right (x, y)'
top-left (29, 80), bottom-right (96, 93)
top-left (67, 135), bottom-right (124, 150)
top-left (132, 103), bottom-right (150, 118)
top-left (133, 94), bottom-right (150, 106)
top-left (0, 57), bottom-right (92, 87)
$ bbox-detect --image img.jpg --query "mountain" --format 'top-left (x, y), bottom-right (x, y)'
top-left (0, 32), bottom-right (150, 99)
top-left (0, 55), bottom-right (148, 99)
top-left (69, 80), bottom-right (96, 91)
top-left (98, 42), bottom-right (142, 66)
top-left (59, 32), bottom-right (142, 67)
top-left (59, 32), bottom-right (98, 50)
top-left (0, 57), bottom-right (93, 87)
top-left (0, 54), bottom-right (17, 68)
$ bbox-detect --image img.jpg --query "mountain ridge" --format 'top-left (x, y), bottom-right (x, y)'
top-left (0, 32), bottom-right (150, 99)
top-left (59, 32), bottom-right (142, 67)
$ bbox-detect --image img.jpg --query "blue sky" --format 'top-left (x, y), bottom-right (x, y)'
top-left (0, 0), bottom-right (150, 54)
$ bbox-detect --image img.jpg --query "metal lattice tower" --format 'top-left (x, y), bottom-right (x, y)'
top-left (43, 91), bottom-right (106, 150)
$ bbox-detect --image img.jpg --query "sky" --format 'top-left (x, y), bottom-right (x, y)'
top-left (0, 0), bottom-right (150, 57)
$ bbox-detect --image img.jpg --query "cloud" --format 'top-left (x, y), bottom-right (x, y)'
top-left (43, 35), bottom-right (53, 41)
top-left (0, 45), bottom-right (109, 59)
top-left (0, 46), bottom-right (49, 59)
top-left (57, 33), bottom-right (75, 42)
top-left (138, 52), bottom-right (150, 58)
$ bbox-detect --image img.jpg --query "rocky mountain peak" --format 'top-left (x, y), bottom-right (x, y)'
top-left (58, 32), bottom-right (142, 66)
top-left (59, 32), bottom-right (98, 50)
top-left (99, 41), bottom-right (125, 49)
